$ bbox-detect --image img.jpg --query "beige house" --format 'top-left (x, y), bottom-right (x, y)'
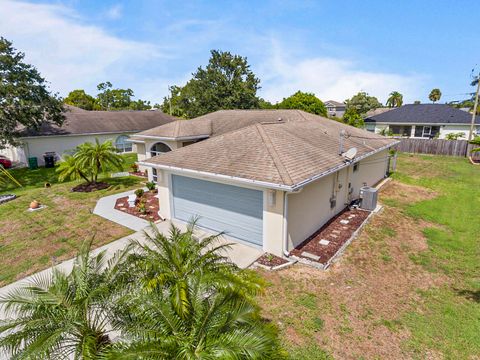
top-left (1, 106), bottom-right (176, 166)
top-left (133, 110), bottom-right (397, 257)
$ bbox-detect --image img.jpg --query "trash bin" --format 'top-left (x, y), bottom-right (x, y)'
top-left (43, 153), bottom-right (56, 168)
top-left (28, 157), bottom-right (38, 170)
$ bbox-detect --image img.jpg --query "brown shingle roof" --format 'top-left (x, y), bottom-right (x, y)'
top-left (143, 110), bottom-right (397, 189)
top-left (20, 105), bottom-right (177, 137)
top-left (132, 109), bottom-right (307, 140)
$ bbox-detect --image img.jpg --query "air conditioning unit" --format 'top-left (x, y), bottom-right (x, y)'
top-left (359, 186), bottom-right (378, 211)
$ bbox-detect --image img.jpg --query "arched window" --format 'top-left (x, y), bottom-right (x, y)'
top-left (150, 142), bottom-right (172, 157)
top-left (115, 135), bottom-right (132, 153)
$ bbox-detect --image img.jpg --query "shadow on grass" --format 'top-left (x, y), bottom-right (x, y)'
top-left (454, 289), bottom-right (480, 303)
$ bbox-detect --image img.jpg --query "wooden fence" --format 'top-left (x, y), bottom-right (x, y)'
top-left (394, 138), bottom-right (480, 158)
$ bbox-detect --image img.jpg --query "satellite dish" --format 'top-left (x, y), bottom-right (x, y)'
top-left (342, 147), bottom-right (358, 161)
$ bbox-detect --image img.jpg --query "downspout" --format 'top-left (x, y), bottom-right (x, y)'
top-left (283, 191), bottom-right (289, 257)
top-left (282, 188), bottom-right (303, 257)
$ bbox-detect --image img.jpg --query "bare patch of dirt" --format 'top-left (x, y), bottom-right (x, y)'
top-left (380, 180), bottom-right (437, 206)
top-left (71, 182), bottom-right (110, 192)
top-left (257, 198), bottom-right (448, 359)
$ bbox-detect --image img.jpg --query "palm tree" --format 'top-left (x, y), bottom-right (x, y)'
top-left (127, 222), bottom-right (262, 319)
top-left (109, 222), bottom-right (283, 359)
top-left (75, 139), bottom-right (124, 183)
top-left (386, 91), bottom-right (403, 107)
top-left (0, 240), bottom-right (132, 359)
top-left (429, 88), bottom-right (442, 103)
top-left (469, 136), bottom-right (480, 153)
top-left (109, 283), bottom-right (283, 359)
top-left (56, 154), bottom-right (90, 183)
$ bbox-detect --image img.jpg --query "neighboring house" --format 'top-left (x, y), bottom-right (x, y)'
top-left (364, 104), bottom-right (480, 139)
top-left (1, 105), bottom-right (176, 166)
top-left (133, 110), bottom-right (397, 257)
top-left (324, 100), bottom-right (346, 118)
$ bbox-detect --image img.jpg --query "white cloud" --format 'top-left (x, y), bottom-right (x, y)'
top-left (105, 4), bottom-right (123, 20)
top-left (0, 0), bottom-right (162, 97)
top-left (258, 41), bottom-right (425, 104)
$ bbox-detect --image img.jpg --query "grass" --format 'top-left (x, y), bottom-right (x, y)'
top-left (258, 154), bottom-right (480, 359)
top-left (0, 153), bottom-right (143, 285)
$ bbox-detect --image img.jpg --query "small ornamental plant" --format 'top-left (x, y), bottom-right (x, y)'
top-left (137, 198), bottom-right (147, 214)
top-left (146, 181), bottom-right (156, 191)
top-left (134, 188), bottom-right (144, 199)
top-left (131, 163), bottom-right (139, 173)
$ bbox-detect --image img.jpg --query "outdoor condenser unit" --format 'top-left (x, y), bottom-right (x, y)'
top-left (359, 186), bottom-right (378, 211)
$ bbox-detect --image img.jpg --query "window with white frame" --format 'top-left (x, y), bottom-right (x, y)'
top-left (115, 135), bottom-right (132, 153)
top-left (414, 125), bottom-right (440, 138)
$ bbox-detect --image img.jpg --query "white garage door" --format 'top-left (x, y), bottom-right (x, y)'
top-left (172, 175), bottom-right (263, 246)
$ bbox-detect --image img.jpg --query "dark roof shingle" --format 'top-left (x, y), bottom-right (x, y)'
top-left (365, 104), bottom-right (480, 124)
top-left (20, 105), bottom-right (177, 137)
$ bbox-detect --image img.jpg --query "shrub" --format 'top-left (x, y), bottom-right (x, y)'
top-left (445, 132), bottom-right (465, 140)
top-left (134, 188), bottom-right (144, 198)
top-left (146, 181), bottom-right (156, 191)
top-left (131, 163), bottom-right (139, 172)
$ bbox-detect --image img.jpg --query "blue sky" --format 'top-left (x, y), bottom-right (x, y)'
top-left (1, 0), bottom-right (479, 105)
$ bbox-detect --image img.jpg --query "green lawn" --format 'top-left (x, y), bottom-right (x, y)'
top-left (259, 154), bottom-right (480, 359)
top-left (0, 153), bottom-right (143, 285)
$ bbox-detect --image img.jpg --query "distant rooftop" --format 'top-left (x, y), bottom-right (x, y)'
top-left (365, 104), bottom-right (480, 125)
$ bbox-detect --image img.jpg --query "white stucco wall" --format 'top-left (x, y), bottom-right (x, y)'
top-left (287, 149), bottom-right (389, 250)
top-left (372, 123), bottom-right (479, 139)
top-left (135, 139), bottom-right (183, 173)
top-left (11, 133), bottom-right (134, 166)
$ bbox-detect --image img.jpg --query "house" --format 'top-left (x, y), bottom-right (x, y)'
top-left (324, 100), bottom-right (346, 118)
top-left (1, 105), bottom-right (176, 166)
top-left (133, 110), bottom-right (397, 257)
top-left (364, 104), bottom-right (480, 139)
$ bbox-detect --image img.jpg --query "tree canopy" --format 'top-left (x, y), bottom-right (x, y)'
top-left (386, 91), bottom-right (403, 107)
top-left (428, 88), bottom-right (442, 103)
top-left (161, 50), bottom-right (261, 118)
top-left (345, 91), bottom-right (382, 114)
top-left (276, 91), bottom-right (327, 116)
top-left (64, 89), bottom-right (96, 110)
top-left (342, 108), bottom-right (365, 128)
top-left (0, 37), bottom-right (64, 148)
top-left (64, 82), bottom-right (152, 111)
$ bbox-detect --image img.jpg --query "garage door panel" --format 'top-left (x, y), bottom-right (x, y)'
top-left (172, 175), bottom-right (263, 246)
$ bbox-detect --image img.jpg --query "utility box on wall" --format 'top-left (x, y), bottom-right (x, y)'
top-left (359, 186), bottom-right (378, 211)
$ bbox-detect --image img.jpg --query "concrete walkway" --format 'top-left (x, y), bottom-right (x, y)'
top-left (93, 188), bottom-right (151, 231)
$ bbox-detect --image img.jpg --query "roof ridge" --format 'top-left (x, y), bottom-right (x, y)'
top-left (254, 123), bottom-right (293, 185)
top-left (172, 120), bottom-right (181, 137)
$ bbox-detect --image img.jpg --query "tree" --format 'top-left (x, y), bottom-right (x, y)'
top-left (428, 88), bottom-right (442, 103)
top-left (161, 50), bottom-right (261, 118)
top-left (342, 108), bottom-right (365, 128)
top-left (56, 154), bottom-right (90, 183)
top-left (345, 91), bottom-right (382, 114)
top-left (0, 37), bottom-right (64, 148)
top-left (111, 222), bottom-right (283, 359)
top-left (386, 91), bottom-right (403, 108)
top-left (0, 240), bottom-right (132, 359)
top-left (64, 89), bottom-right (96, 110)
top-left (74, 139), bottom-right (124, 183)
top-left (413, 100), bottom-right (421, 105)
top-left (277, 91), bottom-right (327, 116)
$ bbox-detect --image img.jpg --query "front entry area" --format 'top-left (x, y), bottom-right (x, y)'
top-left (171, 175), bottom-right (263, 246)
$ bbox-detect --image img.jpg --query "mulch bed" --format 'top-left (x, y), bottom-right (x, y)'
top-left (290, 208), bottom-right (370, 265)
top-left (114, 190), bottom-right (160, 222)
top-left (71, 182), bottom-right (110, 193)
top-left (129, 171), bottom-right (147, 177)
top-left (256, 253), bottom-right (289, 267)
